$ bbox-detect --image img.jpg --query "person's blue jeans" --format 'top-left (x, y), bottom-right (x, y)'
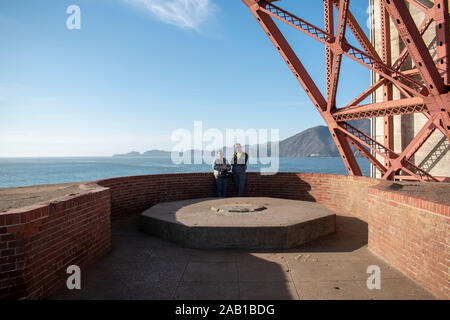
top-left (215, 175), bottom-right (228, 197)
top-left (232, 167), bottom-right (246, 197)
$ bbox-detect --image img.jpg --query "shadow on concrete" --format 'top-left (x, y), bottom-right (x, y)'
top-left (285, 215), bottom-right (368, 253)
top-left (50, 209), bottom-right (374, 300)
top-left (50, 212), bottom-right (436, 300)
top-left (50, 215), bottom-right (301, 300)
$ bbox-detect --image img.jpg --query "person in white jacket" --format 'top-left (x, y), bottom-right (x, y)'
top-left (212, 150), bottom-right (231, 197)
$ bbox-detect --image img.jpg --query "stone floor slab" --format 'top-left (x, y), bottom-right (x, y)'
top-left (239, 281), bottom-right (299, 300)
top-left (182, 262), bottom-right (238, 282)
top-left (174, 282), bottom-right (239, 300)
top-left (295, 280), bottom-right (368, 300)
top-left (50, 213), bottom-right (437, 300)
top-left (354, 279), bottom-right (436, 300)
top-left (238, 261), bottom-right (292, 282)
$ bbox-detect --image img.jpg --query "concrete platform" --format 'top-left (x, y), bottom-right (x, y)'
top-left (139, 198), bottom-right (336, 249)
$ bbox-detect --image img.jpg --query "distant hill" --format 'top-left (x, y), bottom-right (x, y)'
top-left (113, 150), bottom-right (170, 157)
top-left (113, 120), bottom-right (370, 158)
top-left (278, 125), bottom-right (339, 157)
top-left (113, 151), bottom-right (142, 157)
top-left (278, 119), bottom-right (370, 157)
top-left (142, 149), bottom-right (172, 157)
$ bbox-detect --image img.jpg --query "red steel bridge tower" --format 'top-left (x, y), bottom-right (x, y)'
top-left (241, 0), bottom-right (450, 182)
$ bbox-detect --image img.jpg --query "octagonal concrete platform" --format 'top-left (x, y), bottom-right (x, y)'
top-left (139, 197), bottom-right (336, 249)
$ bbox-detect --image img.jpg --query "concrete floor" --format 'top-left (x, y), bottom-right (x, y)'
top-left (52, 214), bottom-right (436, 300)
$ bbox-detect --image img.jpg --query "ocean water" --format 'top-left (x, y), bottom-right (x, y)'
top-left (0, 157), bottom-right (370, 189)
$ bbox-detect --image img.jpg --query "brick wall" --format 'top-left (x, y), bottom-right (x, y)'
top-left (1, 172), bottom-right (448, 299)
top-left (98, 173), bottom-right (218, 219)
top-left (99, 172), bottom-right (448, 299)
top-left (0, 185), bottom-right (111, 299)
top-left (98, 172), bottom-right (376, 221)
top-left (368, 186), bottom-right (449, 299)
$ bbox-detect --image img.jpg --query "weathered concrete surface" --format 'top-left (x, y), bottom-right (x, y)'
top-left (0, 183), bottom-right (95, 213)
top-left (50, 214), bottom-right (437, 300)
top-left (139, 198), bottom-right (336, 249)
top-left (373, 180), bottom-right (450, 205)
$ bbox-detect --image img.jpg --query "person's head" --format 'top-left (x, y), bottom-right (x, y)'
top-left (216, 149), bottom-right (223, 159)
top-left (235, 143), bottom-right (242, 153)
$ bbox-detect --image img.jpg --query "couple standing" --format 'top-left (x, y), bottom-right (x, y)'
top-left (212, 143), bottom-right (249, 198)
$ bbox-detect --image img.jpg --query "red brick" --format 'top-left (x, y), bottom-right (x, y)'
top-left (2, 173), bottom-right (448, 299)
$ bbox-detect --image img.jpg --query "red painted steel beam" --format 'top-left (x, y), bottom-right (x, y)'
top-left (432, 111), bottom-right (450, 141)
top-left (333, 129), bottom-right (363, 176)
top-left (406, 0), bottom-right (434, 12)
top-left (337, 122), bottom-right (437, 181)
top-left (392, 10), bottom-right (434, 71)
top-left (435, 0), bottom-right (450, 85)
top-left (381, 1), bottom-right (394, 158)
top-left (241, 0), bottom-right (362, 176)
top-left (332, 0), bottom-right (382, 62)
top-left (260, 1), bottom-right (427, 96)
top-left (328, 0), bottom-right (350, 111)
top-left (339, 121), bottom-right (395, 157)
top-left (382, 115), bottom-right (438, 180)
top-left (324, 0), bottom-right (335, 100)
top-left (347, 136), bottom-right (388, 175)
top-left (403, 115), bottom-right (438, 160)
top-left (333, 97), bottom-right (427, 121)
top-left (344, 78), bottom-right (387, 108)
top-left (423, 92), bottom-right (450, 132)
top-left (344, 44), bottom-right (426, 96)
top-left (382, 0), bottom-right (446, 95)
top-left (423, 110), bottom-right (448, 131)
top-left (245, 5), bottom-right (327, 110)
top-left (259, 1), bottom-right (332, 44)
top-left (241, 0), bottom-right (449, 181)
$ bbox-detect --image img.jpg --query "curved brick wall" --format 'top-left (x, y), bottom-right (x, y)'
top-left (1, 172), bottom-right (448, 299)
top-left (98, 172), bottom-right (377, 222)
top-left (368, 186), bottom-right (449, 299)
top-left (0, 184), bottom-right (111, 299)
top-left (95, 172), bottom-right (450, 299)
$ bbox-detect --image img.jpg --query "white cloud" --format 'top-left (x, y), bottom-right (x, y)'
top-left (125, 0), bottom-right (216, 31)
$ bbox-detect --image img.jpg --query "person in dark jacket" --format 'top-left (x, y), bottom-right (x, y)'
top-left (231, 143), bottom-right (249, 197)
top-left (212, 150), bottom-right (231, 198)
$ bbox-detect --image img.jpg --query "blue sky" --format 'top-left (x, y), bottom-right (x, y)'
top-left (0, 0), bottom-right (372, 157)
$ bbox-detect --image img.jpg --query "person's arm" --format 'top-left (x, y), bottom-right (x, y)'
top-left (244, 153), bottom-right (249, 170)
top-left (213, 159), bottom-right (224, 171)
top-left (225, 158), bottom-right (231, 171)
